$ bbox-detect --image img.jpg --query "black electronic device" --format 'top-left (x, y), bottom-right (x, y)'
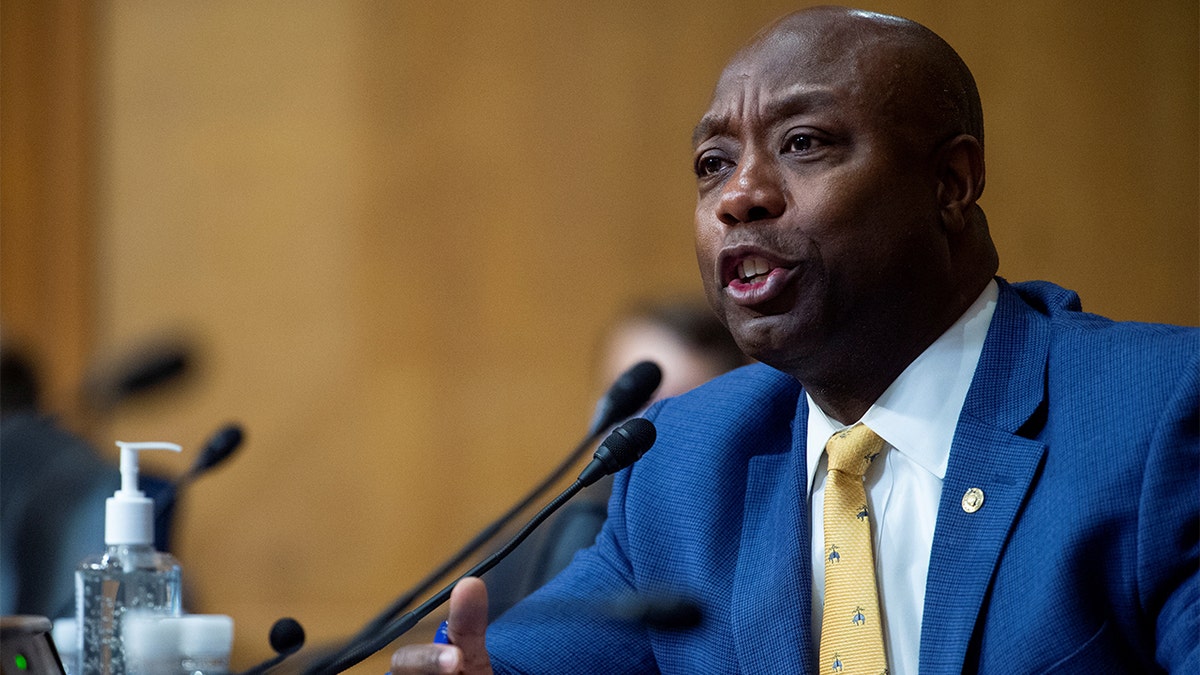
top-left (0, 617), bottom-right (66, 675)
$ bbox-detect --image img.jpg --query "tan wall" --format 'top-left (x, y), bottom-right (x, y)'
top-left (4, 1), bottom-right (1196, 671)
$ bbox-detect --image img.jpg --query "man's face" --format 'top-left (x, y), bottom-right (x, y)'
top-left (692, 18), bottom-right (951, 373)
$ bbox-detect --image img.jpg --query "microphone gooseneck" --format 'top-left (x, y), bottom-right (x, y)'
top-left (153, 422), bottom-right (246, 551)
top-left (309, 418), bottom-right (658, 674)
top-left (311, 361), bottom-right (662, 673)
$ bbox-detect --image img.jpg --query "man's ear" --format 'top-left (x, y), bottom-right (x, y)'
top-left (935, 134), bottom-right (985, 234)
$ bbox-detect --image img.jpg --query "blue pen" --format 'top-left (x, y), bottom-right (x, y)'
top-left (383, 620), bottom-right (452, 673)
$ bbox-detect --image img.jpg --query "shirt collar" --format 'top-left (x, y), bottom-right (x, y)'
top-left (805, 280), bottom-right (999, 491)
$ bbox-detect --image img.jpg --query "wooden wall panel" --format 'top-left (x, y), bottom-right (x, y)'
top-left (4, 1), bottom-right (1195, 671)
top-left (0, 0), bottom-right (96, 429)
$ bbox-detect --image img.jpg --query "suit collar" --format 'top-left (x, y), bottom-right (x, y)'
top-left (954, 278), bottom-right (1051, 433)
top-left (918, 278), bottom-right (1052, 674)
top-left (730, 401), bottom-right (815, 674)
top-left (862, 279), bottom-right (1000, 480)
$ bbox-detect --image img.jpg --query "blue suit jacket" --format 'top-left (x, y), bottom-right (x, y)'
top-left (488, 280), bottom-right (1199, 673)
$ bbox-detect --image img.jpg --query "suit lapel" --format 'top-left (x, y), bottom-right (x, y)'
top-left (731, 403), bottom-right (814, 674)
top-left (918, 280), bottom-right (1051, 674)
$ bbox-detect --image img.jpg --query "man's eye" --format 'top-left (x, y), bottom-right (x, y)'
top-left (783, 133), bottom-right (816, 153)
top-left (695, 155), bottom-right (729, 177)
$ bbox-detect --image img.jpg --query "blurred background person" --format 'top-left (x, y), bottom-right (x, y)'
top-left (0, 343), bottom-right (122, 621)
top-left (0, 337), bottom-right (194, 621)
top-left (595, 298), bottom-right (752, 415)
top-left (485, 297), bottom-right (750, 620)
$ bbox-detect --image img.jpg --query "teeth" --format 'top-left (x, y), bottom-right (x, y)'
top-left (738, 256), bottom-right (772, 281)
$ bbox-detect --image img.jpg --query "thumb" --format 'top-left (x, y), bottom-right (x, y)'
top-left (447, 577), bottom-right (493, 674)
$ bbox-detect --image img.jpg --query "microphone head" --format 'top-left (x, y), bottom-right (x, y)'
top-left (579, 417), bottom-right (657, 486)
top-left (268, 617), bottom-right (305, 655)
top-left (189, 423), bottom-right (244, 477)
top-left (589, 361), bottom-right (662, 436)
top-left (601, 416), bottom-right (656, 467)
top-left (606, 594), bottom-right (703, 631)
top-left (612, 361), bottom-right (663, 410)
top-left (84, 338), bottom-right (195, 411)
top-left (115, 347), bottom-right (190, 399)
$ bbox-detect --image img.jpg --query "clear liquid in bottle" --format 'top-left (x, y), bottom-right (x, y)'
top-left (75, 544), bottom-right (181, 675)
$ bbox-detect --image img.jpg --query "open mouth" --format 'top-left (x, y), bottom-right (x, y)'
top-left (735, 256), bottom-right (773, 284)
top-left (719, 249), bottom-right (797, 307)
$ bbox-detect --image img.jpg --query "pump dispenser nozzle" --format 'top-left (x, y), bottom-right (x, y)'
top-left (106, 441), bottom-right (182, 546)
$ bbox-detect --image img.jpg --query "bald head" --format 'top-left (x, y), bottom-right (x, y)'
top-left (713, 6), bottom-right (983, 152)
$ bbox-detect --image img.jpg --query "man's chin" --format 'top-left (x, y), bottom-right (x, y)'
top-left (728, 312), bottom-right (812, 365)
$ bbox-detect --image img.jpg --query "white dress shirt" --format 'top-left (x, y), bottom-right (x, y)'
top-left (806, 280), bottom-right (998, 675)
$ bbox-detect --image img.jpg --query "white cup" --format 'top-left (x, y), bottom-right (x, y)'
top-left (124, 612), bottom-right (234, 675)
top-left (51, 618), bottom-right (78, 674)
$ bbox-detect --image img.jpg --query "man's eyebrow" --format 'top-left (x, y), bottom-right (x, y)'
top-left (691, 88), bottom-right (838, 148)
top-left (691, 113), bottom-right (727, 148)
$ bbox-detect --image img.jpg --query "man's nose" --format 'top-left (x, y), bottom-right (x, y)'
top-left (716, 153), bottom-right (785, 226)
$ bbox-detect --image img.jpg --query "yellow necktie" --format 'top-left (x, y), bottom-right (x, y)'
top-left (819, 423), bottom-right (888, 675)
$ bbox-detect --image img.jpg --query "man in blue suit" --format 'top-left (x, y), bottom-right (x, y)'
top-left (390, 6), bottom-right (1198, 673)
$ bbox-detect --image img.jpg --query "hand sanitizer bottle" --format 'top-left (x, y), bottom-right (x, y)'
top-left (75, 441), bottom-right (184, 675)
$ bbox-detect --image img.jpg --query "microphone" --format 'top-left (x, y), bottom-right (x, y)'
top-left (604, 594), bottom-right (703, 631)
top-left (235, 617), bottom-right (306, 675)
top-left (83, 339), bottom-right (194, 412)
top-left (153, 423), bottom-right (245, 550)
top-left (577, 416), bottom-right (656, 487)
top-left (320, 361), bottom-right (662, 663)
top-left (112, 347), bottom-right (190, 400)
top-left (587, 360), bottom-right (663, 437)
top-left (308, 418), bottom-right (658, 674)
top-left (185, 424), bottom-right (244, 480)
